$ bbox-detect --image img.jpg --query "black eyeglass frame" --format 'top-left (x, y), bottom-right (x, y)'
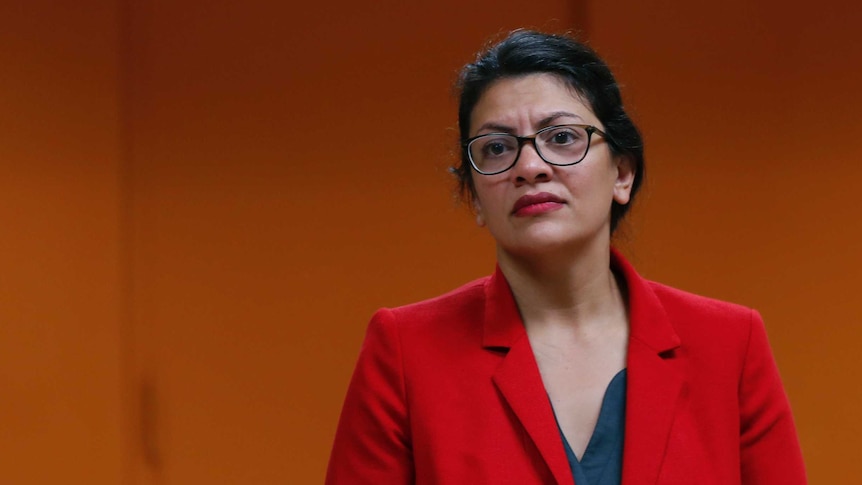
top-left (463, 124), bottom-right (612, 176)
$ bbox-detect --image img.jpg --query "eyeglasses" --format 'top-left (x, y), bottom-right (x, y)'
top-left (464, 124), bottom-right (610, 175)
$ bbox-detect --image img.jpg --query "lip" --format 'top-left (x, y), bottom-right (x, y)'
top-left (512, 192), bottom-right (566, 216)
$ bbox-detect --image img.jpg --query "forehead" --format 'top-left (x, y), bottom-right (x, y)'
top-left (469, 73), bottom-right (597, 133)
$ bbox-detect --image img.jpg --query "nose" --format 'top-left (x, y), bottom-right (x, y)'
top-left (510, 140), bottom-right (550, 185)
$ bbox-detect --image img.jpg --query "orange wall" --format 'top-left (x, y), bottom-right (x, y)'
top-left (3, 0), bottom-right (860, 483)
top-left (0, 1), bottom-right (125, 483)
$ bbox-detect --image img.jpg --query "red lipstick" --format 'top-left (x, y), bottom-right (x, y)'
top-left (512, 192), bottom-right (565, 216)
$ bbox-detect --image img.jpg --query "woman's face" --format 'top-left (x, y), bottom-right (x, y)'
top-left (469, 73), bottom-right (634, 258)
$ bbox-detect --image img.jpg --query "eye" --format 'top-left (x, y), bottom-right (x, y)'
top-left (543, 126), bottom-right (584, 146)
top-left (478, 136), bottom-right (517, 159)
top-left (553, 131), bottom-right (574, 144)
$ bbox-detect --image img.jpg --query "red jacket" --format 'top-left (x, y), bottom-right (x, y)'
top-left (326, 250), bottom-right (806, 484)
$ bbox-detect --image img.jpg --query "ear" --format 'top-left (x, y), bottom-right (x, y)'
top-left (612, 154), bottom-right (636, 205)
top-left (473, 199), bottom-right (486, 227)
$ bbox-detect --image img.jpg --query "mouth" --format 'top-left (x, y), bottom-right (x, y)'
top-left (512, 192), bottom-right (566, 216)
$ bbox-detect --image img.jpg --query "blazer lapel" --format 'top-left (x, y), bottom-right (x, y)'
top-left (623, 336), bottom-right (684, 484)
top-left (493, 338), bottom-right (575, 485)
top-left (484, 267), bottom-right (575, 485)
top-left (613, 250), bottom-right (684, 485)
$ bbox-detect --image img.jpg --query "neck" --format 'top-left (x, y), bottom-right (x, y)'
top-left (496, 239), bottom-right (625, 331)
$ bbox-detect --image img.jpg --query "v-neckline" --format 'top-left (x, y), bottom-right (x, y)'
top-left (552, 368), bottom-right (627, 485)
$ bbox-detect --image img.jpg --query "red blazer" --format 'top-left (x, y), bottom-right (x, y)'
top-left (326, 250), bottom-right (806, 484)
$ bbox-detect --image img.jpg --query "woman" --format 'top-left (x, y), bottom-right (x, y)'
top-left (326, 30), bottom-right (806, 484)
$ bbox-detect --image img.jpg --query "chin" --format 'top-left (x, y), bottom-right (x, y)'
top-left (500, 227), bottom-right (611, 258)
top-left (502, 235), bottom-right (582, 257)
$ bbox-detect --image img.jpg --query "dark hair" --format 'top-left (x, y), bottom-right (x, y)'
top-left (453, 30), bottom-right (645, 233)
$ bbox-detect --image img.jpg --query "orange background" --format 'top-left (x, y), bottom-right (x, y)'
top-left (2, 0), bottom-right (859, 483)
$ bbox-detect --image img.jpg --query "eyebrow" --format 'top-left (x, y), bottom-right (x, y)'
top-left (474, 111), bottom-right (586, 134)
top-left (539, 111), bottom-right (585, 126)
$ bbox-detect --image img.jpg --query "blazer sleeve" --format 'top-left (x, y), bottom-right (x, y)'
top-left (326, 308), bottom-right (414, 485)
top-left (738, 310), bottom-right (807, 484)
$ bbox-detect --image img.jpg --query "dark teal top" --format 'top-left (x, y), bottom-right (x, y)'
top-left (552, 369), bottom-right (627, 485)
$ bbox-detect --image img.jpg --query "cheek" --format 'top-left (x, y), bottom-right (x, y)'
top-left (472, 181), bottom-right (505, 214)
top-left (562, 166), bottom-right (617, 205)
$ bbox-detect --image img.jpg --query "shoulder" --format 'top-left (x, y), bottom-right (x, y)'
top-left (613, 249), bottom-right (756, 346)
top-left (648, 280), bottom-right (753, 323)
top-left (367, 275), bottom-right (490, 348)
top-left (644, 279), bottom-right (763, 367)
top-left (387, 275), bottom-right (489, 322)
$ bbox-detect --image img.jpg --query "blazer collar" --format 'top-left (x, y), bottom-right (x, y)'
top-left (611, 248), bottom-right (681, 354)
top-left (482, 264), bottom-right (524, 349)
top-left (482, 248), bottom-right (684, 485)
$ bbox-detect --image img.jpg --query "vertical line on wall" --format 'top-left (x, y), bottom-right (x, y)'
top-left (116, 0), bottom-right (158, 483)
top-left (570, 0), bottom-right (591, 37)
